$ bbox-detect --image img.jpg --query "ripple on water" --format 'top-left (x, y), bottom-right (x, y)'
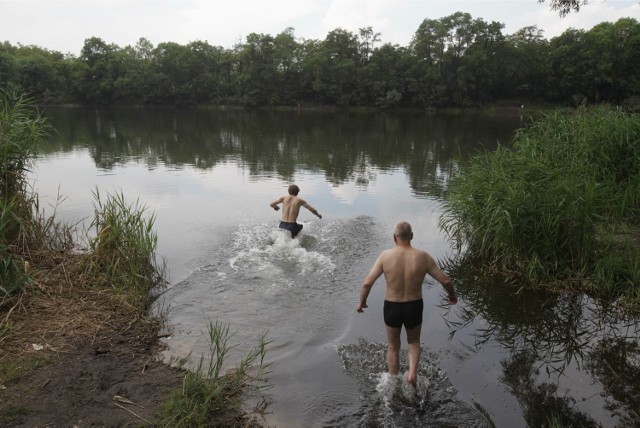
top-left (336, 339), bottom-right (495, 427)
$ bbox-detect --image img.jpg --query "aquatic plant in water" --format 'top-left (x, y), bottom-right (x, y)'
top-left (439, 107), bottom-right (640, 306)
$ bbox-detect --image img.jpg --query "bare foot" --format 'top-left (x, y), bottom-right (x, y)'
top-left (406, 372), bottom-right (417, 388)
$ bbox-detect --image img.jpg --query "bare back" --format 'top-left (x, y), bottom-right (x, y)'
top-left (362, 244), bottom-right (452, 303)
top-left (380, 247), bottom-right (431, 301)
top-left (277, 195), bottom-right (319, 223)
top-left (277, 195), bottom-right (301, 222)
top-left (270, 190), bottom-right (322, 223)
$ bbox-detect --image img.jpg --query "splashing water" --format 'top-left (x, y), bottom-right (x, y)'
top-left (335, 339), bottom-right (495, 427)
top-left (375, 372), bottom-right (430, 410)
top-left (229, 221), bottom-right (336, 283)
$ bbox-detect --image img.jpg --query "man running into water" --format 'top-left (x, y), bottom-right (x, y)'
top-left (270, 184), bottom-right (322, 238)
top-left (356, 221), bottom-right (457, 387)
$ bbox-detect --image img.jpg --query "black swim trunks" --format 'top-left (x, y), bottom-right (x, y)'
top-left (383, 299), bottom-right (424, 329)
top-left (279, 221), bottom-right (303, 238)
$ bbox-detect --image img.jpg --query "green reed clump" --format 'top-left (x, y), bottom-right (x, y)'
top-left (160, 318), bottom-right (270, 427)
top-left (87, 188), bottom-right (165, 309)
top-left (440, 107), bottom-right (640, 302)
top-left (0, 91), bottom-right (50, 295)
top-left (514, 107), bottom-right (640, 221)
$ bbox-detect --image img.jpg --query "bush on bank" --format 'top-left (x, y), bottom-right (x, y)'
top-left (440, 106), bottom-right (640, 308)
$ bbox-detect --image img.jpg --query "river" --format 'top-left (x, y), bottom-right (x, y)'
top-left (31, 107), bottom-right (639, 427)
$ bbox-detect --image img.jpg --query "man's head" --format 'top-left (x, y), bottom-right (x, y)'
top-left (288, 184), bottom-right (300, 196)
top-left (393, 221), bottom-right (413, 242)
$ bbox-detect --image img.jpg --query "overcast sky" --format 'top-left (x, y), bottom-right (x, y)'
top-left (1, 0), bottom-right (639, 55)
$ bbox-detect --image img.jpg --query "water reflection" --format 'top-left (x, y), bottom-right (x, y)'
top-left (444, 256), bottom-right (640, 425)
top-left (500, 351), bottom-right (598, 427)
top-left (41, 108), bottom-right (520, 197)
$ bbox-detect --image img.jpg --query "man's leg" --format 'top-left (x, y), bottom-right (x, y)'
top-left (405, 324), bottom-right (422, 387)
top-left (385, 325), bottom-right (402, 375)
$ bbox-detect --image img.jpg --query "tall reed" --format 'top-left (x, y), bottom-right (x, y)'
top-left (440, 107), bottom-right (640, 302)
top-left (87, 189), bottom-right (165, 309)
top-left (0, 91), bottom-right (50, 295)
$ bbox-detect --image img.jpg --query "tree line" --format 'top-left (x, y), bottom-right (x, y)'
top-left (1, 12), bottom-right (639, 108)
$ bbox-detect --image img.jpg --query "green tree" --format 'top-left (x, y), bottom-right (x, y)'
top-left (461, 20), bottom-right (506, 103)
top-left (78, 37), bottom-right (125, 104)
top-left (235, 33), bottom-right (278, 105)
top-left (273, 27), bottom-right (303, 105)
top-left (151, 42), bottom-right (193, 104)
top-left (0, 44), bottom-right (18, 93)
top-left (366, 43), bottom-right (409, 108)
top-left (550, 28), bottom-right (591, 104)
top-left (540, 0), bottom-right (589, 16)
top-left (409, 18), bottom-right (448, 106)
top-left (312, 28), bottom-right (361, 105)
top-left (502, 26), bottom-right (551, 100)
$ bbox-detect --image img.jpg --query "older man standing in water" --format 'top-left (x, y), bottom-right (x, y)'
top-left (356, 221), bottom-right (457, 387)
top-left (270, 184), bottom-right (322, 238)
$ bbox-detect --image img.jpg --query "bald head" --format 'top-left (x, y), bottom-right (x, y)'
top-left (393, 221), bottom-right (413, 242)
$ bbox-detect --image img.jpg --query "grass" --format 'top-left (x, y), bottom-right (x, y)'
top-left (0, 90), bottom-right (51, 296)
top-left (160, 318), bottom-right (271, 427)
top-left (440, 106), bottom-right (640, 308)
top-left (0, 405), bottom-right (29, 425)
top-left (0, 354), bottom-right (53, 386)
top-left (86, 188), bottom-right (165, 310)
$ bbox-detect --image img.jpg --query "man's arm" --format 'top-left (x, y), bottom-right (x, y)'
top-left (270, 196), bottom-right (284, 211)
top-left (426, 255), bottom-right (457, 304)
top-left (302, 201), bottom-right (322, 219)
top-left (357, 254), bottom-right (384, 312)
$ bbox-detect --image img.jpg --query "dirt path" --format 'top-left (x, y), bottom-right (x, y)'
top-left (1, 306), bottom-right (184, 427)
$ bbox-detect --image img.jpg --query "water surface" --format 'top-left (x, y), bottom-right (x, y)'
top-left (32, 108), bottom-right (639, 427)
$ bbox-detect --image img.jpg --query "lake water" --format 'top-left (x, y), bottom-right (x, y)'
top-left (32, 107), bottom-right (639, 427)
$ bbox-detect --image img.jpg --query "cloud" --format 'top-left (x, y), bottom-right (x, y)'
top-left (1, 0), bottom-right (638, 54)
top-left (321, 0), bottom-right (398, 34)
top-left (507, 0), bottom-right (640, 38)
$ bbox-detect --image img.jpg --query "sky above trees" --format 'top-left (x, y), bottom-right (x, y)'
top-left (1, 0), bottom-right (638, 55)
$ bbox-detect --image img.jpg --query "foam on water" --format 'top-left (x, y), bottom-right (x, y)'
top-left (375, 371), bottom-right (430, 408)
top-left (229, 221), bottom-right (335, 282)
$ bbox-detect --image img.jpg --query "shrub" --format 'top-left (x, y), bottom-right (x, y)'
top-left (440, 107), bottom-right (640, 302)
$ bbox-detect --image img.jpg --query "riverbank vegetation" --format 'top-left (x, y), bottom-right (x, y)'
top-left (0, 91), bottom-right (269, 425)
top-left (1, 14), bottom-right (639, 109)
top-left (160, 319), bottom-right (270, 426)
top-left (440, 106), bottom-right (640, 310)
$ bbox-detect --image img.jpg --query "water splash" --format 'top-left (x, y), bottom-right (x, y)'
top-left (229, 221), bottom-right (335, 279)
top-left (335, 339), bottom-right (495, 427)
top-left (375, 372), bottom-right (430, 410)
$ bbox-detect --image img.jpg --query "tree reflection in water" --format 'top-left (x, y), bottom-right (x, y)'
top-left (441, 256), bottom-right (640, 425)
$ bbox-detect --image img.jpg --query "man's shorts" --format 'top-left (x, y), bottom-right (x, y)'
top-left (383, 299), bottom-right (424, 329)
top-left (279, 221), bottom-right (303, 238)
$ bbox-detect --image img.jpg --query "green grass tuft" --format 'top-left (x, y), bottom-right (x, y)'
top-left (160, 318), bottom-right (271, 427)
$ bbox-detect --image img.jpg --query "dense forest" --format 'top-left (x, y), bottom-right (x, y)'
top-left (1, 12), bottom-right (639, 108)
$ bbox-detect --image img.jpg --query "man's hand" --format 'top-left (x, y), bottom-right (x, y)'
top-left (273, 206), bottom-right (279, 211)
top-left (447, 294), bottom-right (458, 305)
top-left (317, 214), bottom-right (322, 219)
top-left (356, 302), bottom-right (368, 313)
